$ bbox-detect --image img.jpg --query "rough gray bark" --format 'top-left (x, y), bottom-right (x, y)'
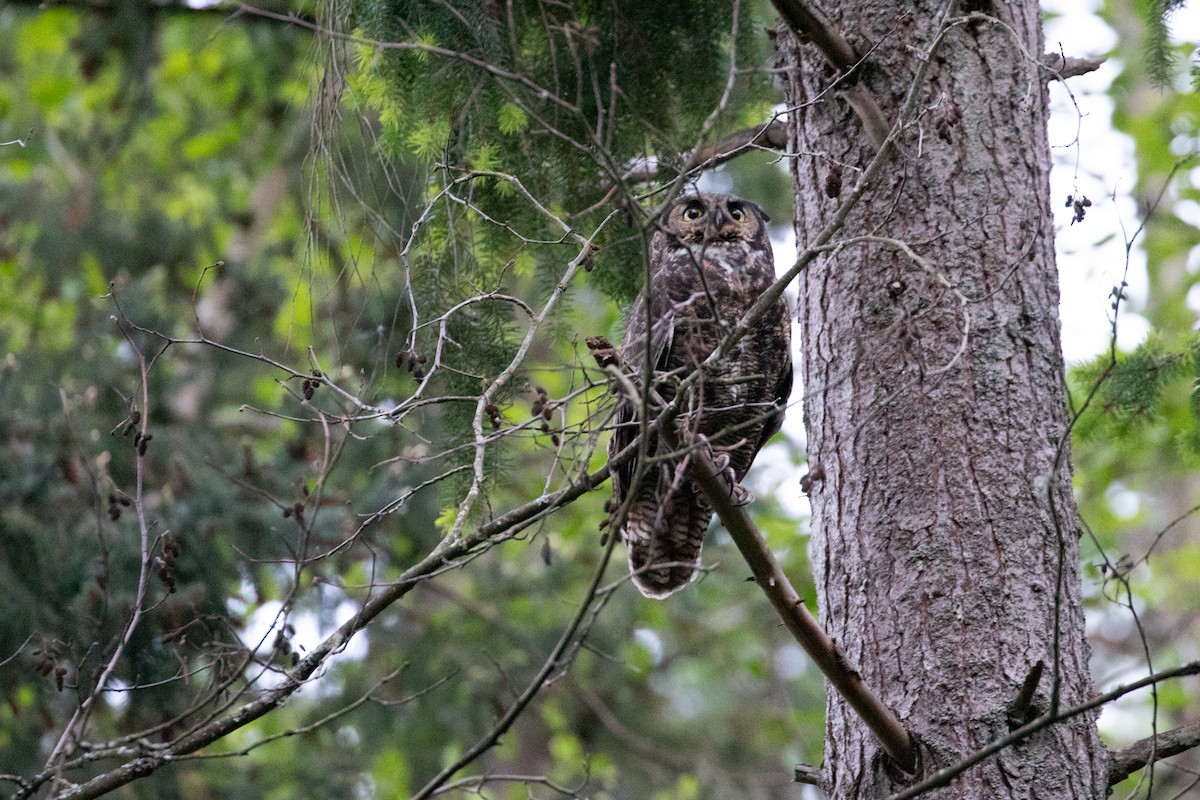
top-left (779, 2), bottom-right (1109, 797)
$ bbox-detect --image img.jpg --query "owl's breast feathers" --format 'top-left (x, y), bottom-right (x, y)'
top-left (609, 195), bottom-right (792, 598)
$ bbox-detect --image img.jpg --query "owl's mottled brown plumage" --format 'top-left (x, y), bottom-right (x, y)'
top-left (610, 193), bottom-right (792, 598)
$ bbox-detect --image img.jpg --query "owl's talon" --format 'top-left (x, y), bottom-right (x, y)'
top-left (731, 483), bottom-right (754, 506)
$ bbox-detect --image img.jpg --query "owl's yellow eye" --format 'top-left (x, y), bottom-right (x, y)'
top-left (682, 205), bottom-right (704, 221)
top-left (729, 207), bottom-right (746, 222)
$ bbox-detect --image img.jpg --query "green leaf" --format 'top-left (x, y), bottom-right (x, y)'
top-left (407, 119), bottom-right (450, 159)
top-left (497, 101), bottom-right (529, 135)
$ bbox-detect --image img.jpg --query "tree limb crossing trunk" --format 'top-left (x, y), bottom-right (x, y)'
top-left (779, 2), bottom-right (1109, 797)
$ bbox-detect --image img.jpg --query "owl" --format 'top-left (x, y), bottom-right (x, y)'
top-left (609, 192), bottom-right (793, 598)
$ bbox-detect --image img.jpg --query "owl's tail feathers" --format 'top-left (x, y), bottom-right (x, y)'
top-left (623, 503), bottom-right (708, 599)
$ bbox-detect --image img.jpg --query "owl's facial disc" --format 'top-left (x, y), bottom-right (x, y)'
top-left (707, 202), bottom-right (751, 242)
top-left (664, 195), bottom-right (760, 247)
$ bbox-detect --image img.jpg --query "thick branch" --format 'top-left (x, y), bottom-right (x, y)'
top-left (770, 0), bottom-right (860, 75)
top-left (1108, 720), bottom-right (1200, 786)
top-left (683, 440), bottom-right (918, 773)
top-left (794, 763), bottom-right (822, 785)
top-left (683, 120), bottom-right (788, 170)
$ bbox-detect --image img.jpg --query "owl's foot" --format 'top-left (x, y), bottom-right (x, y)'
top-left (709, 449), bottom-right (753, 505)
top-left (692, 436), bottom-right (753, 504)
top-left (730, 483), bottom-right (754, 506)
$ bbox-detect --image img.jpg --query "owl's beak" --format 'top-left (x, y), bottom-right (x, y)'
top-left (712, 207), bottom-right (727, 229)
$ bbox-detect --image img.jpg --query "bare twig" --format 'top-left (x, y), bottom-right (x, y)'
top-left (42, 348), bottom-right (157, 776)
top-left (409, 537), bottom-right (619, 799)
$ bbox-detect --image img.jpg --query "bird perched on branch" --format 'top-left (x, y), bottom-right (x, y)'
top-left (608, 192), bottom-right (792, 598)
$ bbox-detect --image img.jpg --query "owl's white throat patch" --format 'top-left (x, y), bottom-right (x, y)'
top-left (676, 240), bottom-right (751, 272)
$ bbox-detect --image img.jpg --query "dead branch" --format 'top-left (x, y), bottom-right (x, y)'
top-left (888, 662), bottom-right (1200, 800)
top-left (1041, 52), bottom-right (1107, 80)
top-left (1108, 720), bottom-right (1200, 786)
top-left (17, 443), bottom-right (627, 800)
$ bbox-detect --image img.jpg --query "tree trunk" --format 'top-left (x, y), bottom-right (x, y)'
top-left (779, 2), bottom-right (1109, 796)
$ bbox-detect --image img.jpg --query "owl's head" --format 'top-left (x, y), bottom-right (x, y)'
top-left (656, 192), bottom-right (770, 248)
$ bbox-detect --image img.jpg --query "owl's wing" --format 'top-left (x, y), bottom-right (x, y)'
top-left (610, 288), bottom-right (676, 500)
top-left (753, 354), bottom-right (793, 453)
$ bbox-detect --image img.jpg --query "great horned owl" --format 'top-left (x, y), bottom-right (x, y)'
top-left (609, 192), bottom-right (793, 598)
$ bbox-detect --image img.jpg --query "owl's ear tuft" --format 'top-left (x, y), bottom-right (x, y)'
top-left (747, 201), bottom-right (770, 224)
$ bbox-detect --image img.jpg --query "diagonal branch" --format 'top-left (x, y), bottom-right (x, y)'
top-left (770, 0), bottom-right (859, 71)
top-left (770, 0), bottom-right (891, 147)
top-left (409, 538), bottom-right (619, 799)
top-left (1108, 720), bottom-right (1200, 786)
top-left (708, 1), bottom-right (961, 376)
top-left (680, 438), bottom-right (918, 773)
top-left (621, 119), bottom-right (790, 184)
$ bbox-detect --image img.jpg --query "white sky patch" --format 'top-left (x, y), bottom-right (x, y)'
top-left (102, 678), bottom-right (131, 710)
top-left (773, 643), bottom-right (810, 680)
top-left (1047, 55), bottom-right (1150, 364)
top-left (243, 597), bottom-right (370, 689)
top-left (633, 627), bottom-right (665, 666)
top-left (1104, 481), bottom-right (1143, 519)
